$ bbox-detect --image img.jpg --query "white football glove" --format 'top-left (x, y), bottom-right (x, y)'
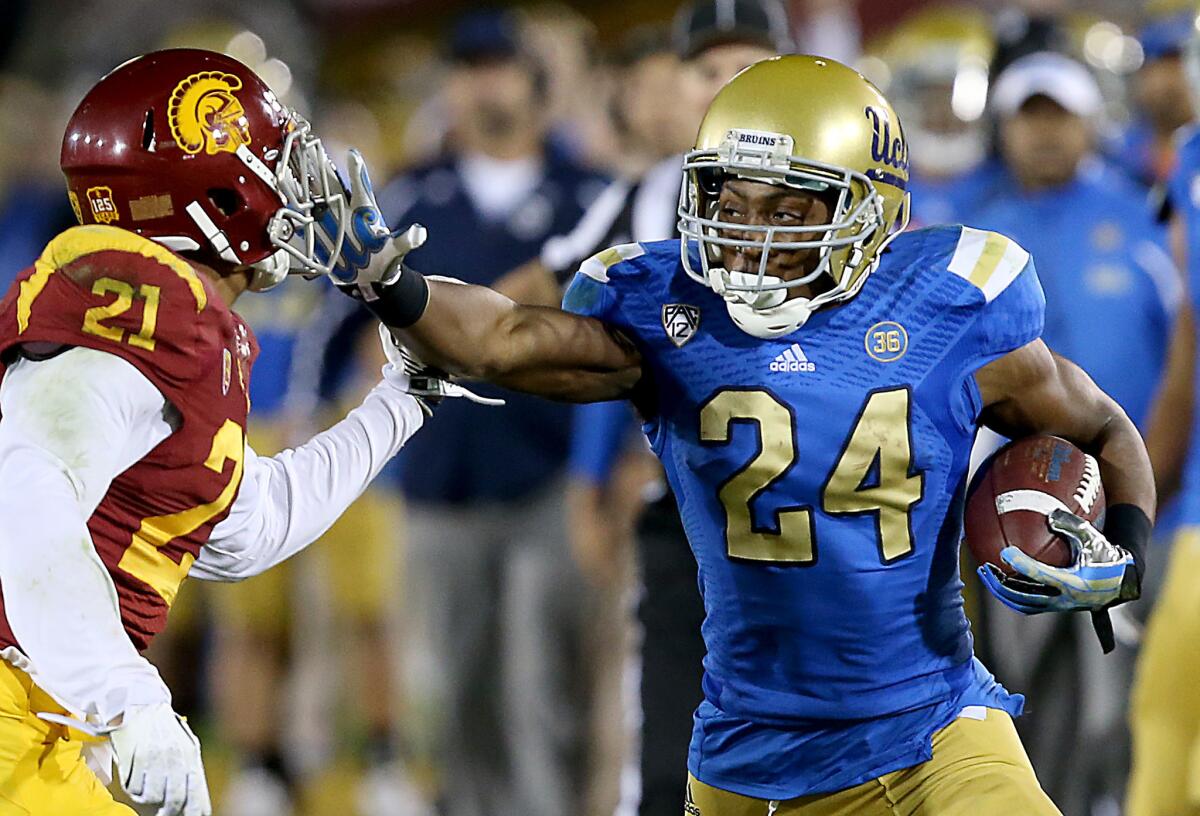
top-left (312, 148), bottom-right (427, 291)
top-left (110, 703), bottom-right (211, 816)
top-left (377, 323), bottom-right (504, 414)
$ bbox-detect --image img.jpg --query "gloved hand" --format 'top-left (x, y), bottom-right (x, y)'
top-left (977, 508), bottom-right (1137, 615)
top-left (312, 148), bottom-right (427, 291)
top-left (377, 323), bottom-right (504, 415)
top-left (109, 703), bottom-right (211, 816)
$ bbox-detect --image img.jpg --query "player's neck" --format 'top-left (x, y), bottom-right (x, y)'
top-left (190, 260), bottom-right (251, 307)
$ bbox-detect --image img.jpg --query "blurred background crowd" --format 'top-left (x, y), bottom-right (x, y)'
top-left (0, 0), bottom-right (1196, 814)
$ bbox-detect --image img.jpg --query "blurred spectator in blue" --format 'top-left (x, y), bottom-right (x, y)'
top-left (0, 76), bottom-right (77, 289)
top-left (970, 52), bottom-right (1177, 428)
top-left (367, 10), bottom-right (608, 816)
top-left (965, 51), bottom-right (1178, 816)
top-left (1110, 11), bottom-right (1196, 187)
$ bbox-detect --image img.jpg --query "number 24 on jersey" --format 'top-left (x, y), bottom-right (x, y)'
top-left (700, 387), bottom-right (925, 564)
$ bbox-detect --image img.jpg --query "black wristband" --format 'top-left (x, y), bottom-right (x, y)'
top-left (1103, 503), bottom-right (1151, 592)
top-left (352, 260), bottom-right (430, 328)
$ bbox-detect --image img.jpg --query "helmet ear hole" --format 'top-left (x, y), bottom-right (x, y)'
top-left (207, 187), bottom-right (243, 217)
top-left (141, 109), bottom-right (155, 152)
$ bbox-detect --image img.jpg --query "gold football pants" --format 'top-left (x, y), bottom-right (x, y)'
top-left (685, 709), bottom-right (1059, 815)
top-left (0, 660), bottom-right (133, 815)
top-left (1126, 528), bottom-right (1200, 816)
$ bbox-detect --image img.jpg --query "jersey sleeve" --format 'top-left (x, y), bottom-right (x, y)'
top-left (0, 349), bottom-right (173, 722)
top-left (941, 228), bottom-right (1046, 432)
top-left (946, 226), bottom-right (1045, 366)
top-left (193, 376), bottom-right (424, 582)
top-left (0, 226), bottom-right (219, 393)
top-left (560, 242), bottom-right (646, 324)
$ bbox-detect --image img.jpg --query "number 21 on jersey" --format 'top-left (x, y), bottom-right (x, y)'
top-left (82, 276), bottom-right (160, 350)
top-left (700, 387), bottom-right (924, 564)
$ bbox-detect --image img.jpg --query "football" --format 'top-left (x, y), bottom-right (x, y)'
top-left (964, 434), bottom-right (1105, 575)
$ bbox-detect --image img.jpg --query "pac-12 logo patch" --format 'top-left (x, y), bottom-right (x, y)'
top-left (662, 303), bottom-right (700, 348)
top-left (86, 186), bottom-right (118, 224)
top-left (168, 71), bottom-right (252, 155)
top-left (865, 320), bottom-right (908, 362)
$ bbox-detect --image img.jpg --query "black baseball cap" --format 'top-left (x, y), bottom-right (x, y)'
top-left (672, 0), bottom-right (793, 60)
top-left (448, 9), bottom-right (522, 64)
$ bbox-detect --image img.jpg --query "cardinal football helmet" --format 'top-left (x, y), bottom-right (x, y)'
top-left (677, 55), bottom-right (911, 337)
top-left (61, 48), bottom-right (347, 291)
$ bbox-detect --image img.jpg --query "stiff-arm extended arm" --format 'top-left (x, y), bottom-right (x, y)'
top-left (387, 278), bottom-right (644, 403)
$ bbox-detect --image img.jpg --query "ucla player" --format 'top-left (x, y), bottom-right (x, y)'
top-left (332, 56), bottom-right (1153, 813)
top-left (1126, 15), bottom-right (1200, 811)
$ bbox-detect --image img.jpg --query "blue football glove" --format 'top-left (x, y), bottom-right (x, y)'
top-left (977, 508), bottom-right (1136, 615)
top-left (312, 149), bottom-right (426, 289)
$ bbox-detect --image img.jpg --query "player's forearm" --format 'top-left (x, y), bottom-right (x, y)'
top-left (396, 278), bottom-right (547, 379)
top-left (1041, 355), bottom-right (1156, 522)
top-left (193, 381), bottom-right (424, 581)
top-left (0, 443), bottom-right (170, 722)
top-left (378, 278), bottom-right (641, 401)
top-left (1089, 407), bottom-right (1157, 523)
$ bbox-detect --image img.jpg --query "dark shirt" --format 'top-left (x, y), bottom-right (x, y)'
top-left (375, 148), bottom-right (608, 504)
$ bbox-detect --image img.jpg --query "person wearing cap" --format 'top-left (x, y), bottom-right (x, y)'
top-left (962, 50), bottom-right (1178, 815)
top-left (1129, 11), bottom-right (1200, 814)
top-left (1110, 10), bottom-right (1197, 187)
top-left (291, 10), bottom-right (611, 816)
top-left (499, 4), bottom-right (792, 816)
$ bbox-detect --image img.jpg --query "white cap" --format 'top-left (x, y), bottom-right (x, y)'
top-left (991, 52), bottom-right (1104, 118)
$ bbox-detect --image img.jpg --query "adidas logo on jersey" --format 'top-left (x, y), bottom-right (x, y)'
top-left (769, 343), bottom-right (815, 373)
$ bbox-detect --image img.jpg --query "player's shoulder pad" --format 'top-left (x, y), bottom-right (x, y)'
top-left (942, 225), bottom-right (1031, 304)
top-left (37, 225), bottom-right (208, 314)
top-left (577, 242), bottom-right (651, 284)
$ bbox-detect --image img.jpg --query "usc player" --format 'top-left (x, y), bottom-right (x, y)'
top-left (0, 49), bottom-right (450, 816)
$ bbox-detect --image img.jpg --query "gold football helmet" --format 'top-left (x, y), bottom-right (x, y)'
top-left (677, 55), bottom-right (910, 338)
top-left (863, 5), bottom-right (993, 179)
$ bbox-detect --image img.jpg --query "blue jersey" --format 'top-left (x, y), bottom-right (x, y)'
top-left (964, 163), bottom-right (1176, 428)
top-left (907, 159), bottom-right (1006, 229)
top-left (235, 281), bottom-right (323, 418)
top-left (1168, 127), bottom-right (1200, 526)
top-left (569, 400), bottom-right (640, 486)
top-left (563, 226), bottom-right (1039, 797)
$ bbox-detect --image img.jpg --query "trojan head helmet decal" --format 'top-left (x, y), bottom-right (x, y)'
top-left (168, 71), bottom-right (252, 155)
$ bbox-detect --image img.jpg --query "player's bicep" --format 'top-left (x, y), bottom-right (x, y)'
top-left (499, 312), bottom-right (644, 401)
top-left (400, 278), bottom-right (641, 391)
top-left (975, 339), bottom-right (1124, 447)
top-left (191, 442), bottom-right (268, 582)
